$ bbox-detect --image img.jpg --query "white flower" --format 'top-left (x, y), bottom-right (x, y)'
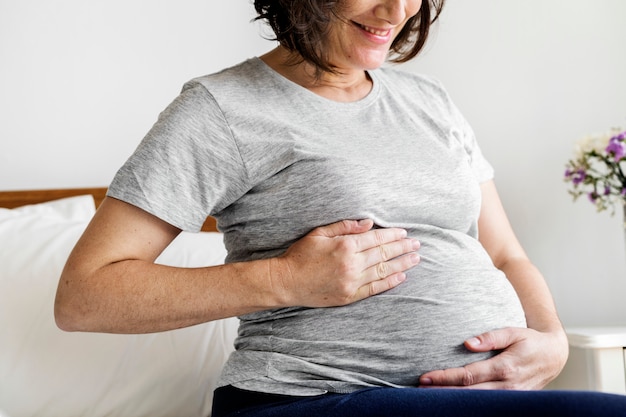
top-left (574, 132), bottom-right (611, 159)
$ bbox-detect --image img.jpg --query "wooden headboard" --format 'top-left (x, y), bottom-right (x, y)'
top-left (0, 187), bottom-right (218, 232)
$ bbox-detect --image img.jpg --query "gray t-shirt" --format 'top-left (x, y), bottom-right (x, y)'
top-left (108, 57), bottom-right (526, 396)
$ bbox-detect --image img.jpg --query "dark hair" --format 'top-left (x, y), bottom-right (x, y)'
top-left (254, 0), bottom-right (445, 74)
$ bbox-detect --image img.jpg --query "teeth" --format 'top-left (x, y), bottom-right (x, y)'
top-left (360, 24), bottom-right (389, 37)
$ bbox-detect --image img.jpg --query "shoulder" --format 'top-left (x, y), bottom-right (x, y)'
top-left (374, 66), bottom-right (456, 112)
top-left (177, 58), bottom-right (287, 121)
top-left (376, 66), bottom-right (446, 94)
top-left (182, 58), bottom-right (269, 99)
top-left (153, 58), bottom-right (267, 128)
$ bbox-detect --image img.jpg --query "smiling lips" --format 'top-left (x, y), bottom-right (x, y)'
top-left (356, 22), bottom-right (392, 39)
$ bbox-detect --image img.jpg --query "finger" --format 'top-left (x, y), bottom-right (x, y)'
top-left (364, 252), bottom-right (421, 285)
top-left (355, 272), bottom-right (408, 299)
top-left (419, 359), bottom-right (501, 388)
top-left (352, 227), bottom-right (410, 253)
top-left (421, 346), bottom-right (531, 389)
top-left (464, 327), bottom-right (525, 353)
top-left (419, 381), bottom-right (504, 390)
top-left (353, 248), bottom-right (421, 300)
top-left (361, 237), bottom-right (420, 266)
top-left (309, 219), bottom-right (374, 238)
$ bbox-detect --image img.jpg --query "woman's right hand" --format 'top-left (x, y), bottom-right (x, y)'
top-left (270, 219), bottom-right (421, 308)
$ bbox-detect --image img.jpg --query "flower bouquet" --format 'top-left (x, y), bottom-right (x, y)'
top-left (564, 128), bottom-right (626, 213)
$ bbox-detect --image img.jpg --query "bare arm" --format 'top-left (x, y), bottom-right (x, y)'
top-left (477, 180), bottom-right (565, 337)
top-left (419, 180), bottom-right (568, 389)
top-left (55, 197), bottom-right (420, 334)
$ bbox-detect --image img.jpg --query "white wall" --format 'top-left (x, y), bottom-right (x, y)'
top-left (406, 0), bottom-right (626, 327)
top-left (1, 0), bottom-right (625, 327)
top-left (0, 1), bottom-right (270, 189)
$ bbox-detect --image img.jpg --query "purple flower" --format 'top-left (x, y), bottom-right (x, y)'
top-left (570, 169), bottom-right (586, 185)
top-left (588, 191), bottom-right (598, 203)
top-left (606, 137), bottom-right (626, 160)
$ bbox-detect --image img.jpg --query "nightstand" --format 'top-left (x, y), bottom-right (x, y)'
top-left (547, 327), bottom-right (626, 394)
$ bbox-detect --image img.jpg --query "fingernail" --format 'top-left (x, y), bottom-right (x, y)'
top-left (396, 273), bottom-right (407, 283)
top-left (410, 253), bottom-right (420, 264)
top-left (466, 337), bottom-right (481, 347)
top-left (420, 377), bottom-right (432, 386)
top-left (412, 239), bottom-right (420, 250)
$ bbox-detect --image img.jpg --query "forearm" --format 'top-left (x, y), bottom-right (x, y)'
top-left (498, 257), bottom-right (565, 334)
top-left (55, 258), bottom-right (286, 334)
top-left (478, 182), bottom-right (566, 335)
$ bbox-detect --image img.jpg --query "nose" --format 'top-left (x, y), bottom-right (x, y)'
top-left (374, 0), bottom-right (421, 25)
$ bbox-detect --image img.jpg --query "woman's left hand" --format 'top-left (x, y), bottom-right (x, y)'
top-left (418, 326), bottom-right (568, 390)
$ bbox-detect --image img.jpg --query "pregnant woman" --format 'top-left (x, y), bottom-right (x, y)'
top-left (55, 1), bottom-right (626, 416)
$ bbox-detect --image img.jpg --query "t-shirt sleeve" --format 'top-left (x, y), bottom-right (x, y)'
top-left (424, 75), bottom-right (494, 184)
top-left (107, 81), bottom-right (250, 232)
top-left (452, 107), bottom-right (494, 184)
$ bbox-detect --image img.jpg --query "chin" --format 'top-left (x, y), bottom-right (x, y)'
top-left (356, 51), bottom-right (390, 70)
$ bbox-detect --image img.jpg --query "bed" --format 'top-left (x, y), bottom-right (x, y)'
top-left (0, 187), bottom-right (219, 232)
top-left (0, 188), bottom-right (236, 417)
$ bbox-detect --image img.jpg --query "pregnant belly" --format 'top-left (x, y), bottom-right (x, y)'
top-left (245, 266), bottom-right (527, 387)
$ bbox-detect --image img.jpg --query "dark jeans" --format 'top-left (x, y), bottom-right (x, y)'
top-left (212, 385), bottom-right (626, 417)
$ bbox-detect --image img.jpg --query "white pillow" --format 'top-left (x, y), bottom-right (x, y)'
top-left (0, 194), bottom-right (97, 222)
top-left (0, 196), bottom-right (237, 417)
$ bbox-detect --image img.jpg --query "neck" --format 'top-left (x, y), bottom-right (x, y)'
top-left (259, 47), bottom-right (373, 102)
